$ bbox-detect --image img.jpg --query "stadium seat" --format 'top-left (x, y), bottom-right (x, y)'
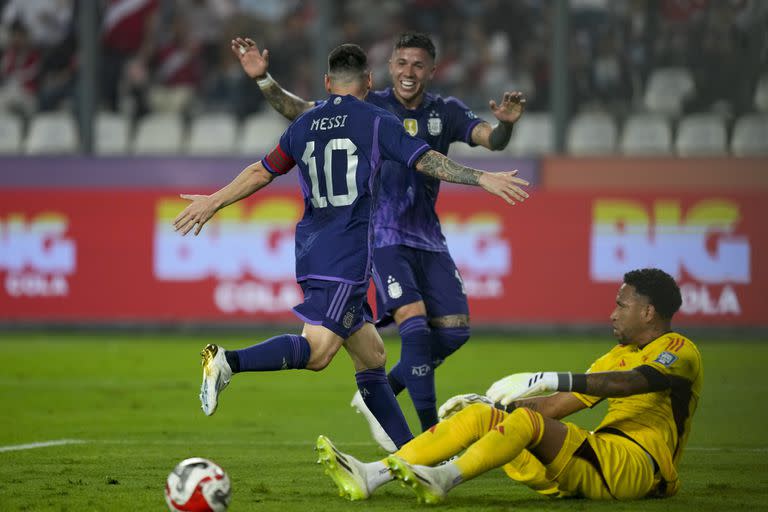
top-left (730, 114), bottom-right (768, 156)
top-left (25, 112), bottom-right (79, 154)
top-left (239, 111), bottom-right (290, 155)
top-left (95, 112), bottom-right (130, 155)
top-left (566, 112), bottom-right (617, 155)
top-left (754, 74), bottom-right (768, 112)
top-left (187, 113), bottom-right (238, 155)
top-left (132, 113), bottom-right (184, 154)
top-left (507, 112), bottom-right (553, 155)
top-left (0, 113), bottom-right (22, 154)
top-left (643, 67), bottom-right (695, 116)
top-left (619, 113), bottom-right (673, 155)
top-left (675, 113), bottom-right (727, 156)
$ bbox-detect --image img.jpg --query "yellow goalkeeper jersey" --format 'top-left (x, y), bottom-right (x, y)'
top-left (572, 332), bottom-right (703, 494)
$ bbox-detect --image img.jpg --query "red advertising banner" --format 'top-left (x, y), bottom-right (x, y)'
top-left (1, 189), bottom-right (765, 326)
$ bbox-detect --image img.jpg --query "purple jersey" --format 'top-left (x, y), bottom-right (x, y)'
top-left (365, 88), bottom-right (483, 251)
top-left (262, 94), bottom-right (430, 284)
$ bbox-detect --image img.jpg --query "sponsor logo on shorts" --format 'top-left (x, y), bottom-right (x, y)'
top-left (654, 351), bottom-right (678, 367)
top-left (387, 275), bottom-right (403, 299)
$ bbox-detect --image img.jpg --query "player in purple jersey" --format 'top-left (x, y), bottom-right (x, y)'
top-left (232, 32), bottom-right (526, 449)
top-left (174, 44), bottom-right (529, 450)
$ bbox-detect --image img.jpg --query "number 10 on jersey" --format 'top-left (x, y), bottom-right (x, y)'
top-left (301, 138), bottom-right (360, 208)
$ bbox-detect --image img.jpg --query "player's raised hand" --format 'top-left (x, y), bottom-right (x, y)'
top-left (489, 91), bottom-right (526, 125)
top-left (173, 194), bottom-right (219, 236)
top-left (478, 170), bottom-right (530, 205)
top-left (486, 372), bottom-right (558, 406)
top-left (231, 37), bottom-right (269, 79)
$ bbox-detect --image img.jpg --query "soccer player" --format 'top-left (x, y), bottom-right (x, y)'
top-left (173, 44), bottom-right (529, 451)
top-left (316, 268), bottom-right (703, 502)
top-left (232, 32), bottom-right (526, 447)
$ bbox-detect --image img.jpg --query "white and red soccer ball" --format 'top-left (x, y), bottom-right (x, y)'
top-left (165, 457), bottom-right (231, 512)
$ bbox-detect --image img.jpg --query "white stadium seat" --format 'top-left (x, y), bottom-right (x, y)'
top-left (25, 112), bottom-right (79, 154)
top-left (643, 67), bottom-right (695, 116)
top-left (730, 114), bottom-right (768, 156)
top-left (95, 112), bottom-right (130, 155)
top-left (187, 113), bottom-right (238, 155)
top-left (619, 114), bottom-right (673, 155)
top-left (507, 112), bottom-right (553, 155)
top-left (0, 113), bottom-right (22, 154)
top-left (132, 113), bottom-right (184, 154)
top-left (239, 111), bottom-right (290, 155)
top-left (754, 74), bottom-right (768, 113)
top-left (675, 113), bottom-right (727, 156)
top-left (566, 112), bottom-right (617, 155)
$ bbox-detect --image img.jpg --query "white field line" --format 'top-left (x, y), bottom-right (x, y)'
top-left (0, 439), bottom-right (86, 453)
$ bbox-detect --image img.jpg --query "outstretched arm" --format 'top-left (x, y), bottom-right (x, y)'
top-left (173, 162), bottom-right (274, 236)
top-left (231, 37), bottom-right (315, 121)
top-left (471, 91), bottom-right (526, 150)
top-left (413, 149), bottom-right (529, 205)
top-left (487, 368), bottom-right (668, 406)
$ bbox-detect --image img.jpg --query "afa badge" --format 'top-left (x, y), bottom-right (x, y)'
top-left (387, 275), bottom-right (403, 299)
top-left (403, 119), bottom-right (418, 136)
top-left (654, 351), bottom-right (678, 367)
top-left (427, 116), bottom-right (442, 136)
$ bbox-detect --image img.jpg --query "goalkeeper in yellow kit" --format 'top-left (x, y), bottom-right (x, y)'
top-left (316, 268), bottom-right (703, 503)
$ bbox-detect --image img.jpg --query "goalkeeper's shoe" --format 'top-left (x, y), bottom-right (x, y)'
top-left (350, 391), bottom-right (397, 453)
top-left (199, 344), bottom-right (232, 416)
top-left (315, 435), bottom-right (370, 501)
top-left (386, 455), bottom-right (446, 504)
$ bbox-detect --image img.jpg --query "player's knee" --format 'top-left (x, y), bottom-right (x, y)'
top-left (305, 338), bottom-right (341, 371)
top-left (306, 352), bottom-right (334, 371)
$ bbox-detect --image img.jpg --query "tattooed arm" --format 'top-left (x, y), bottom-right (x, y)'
top-left (505, 393), bottom-right (588, 420)
top-left (413, 150), bottom-right (529, 204)
top-left (231, 37), bottom-right (314, 121)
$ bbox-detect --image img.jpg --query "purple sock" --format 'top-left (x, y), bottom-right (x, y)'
top-left (431, 327), bottom-right (470, 366)
top-left (234, 334), bottom-right (310, 372)
top-left (355, 367), bottom-right (413, 448)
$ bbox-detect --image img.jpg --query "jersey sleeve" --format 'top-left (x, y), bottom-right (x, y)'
top-left (444, 96), bottom-right (484, 146)
top-left (262, 128), bottom-right (296, 176)
top-left (376, 112), bottom-right (431, 168)
top-left (639, 336), bottom-right (701, 383)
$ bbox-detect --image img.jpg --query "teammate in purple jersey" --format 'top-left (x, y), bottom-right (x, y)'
top-left (174, 43), bottom-right (529, 450)
top-left (232, 32), bottom-right (526, 449)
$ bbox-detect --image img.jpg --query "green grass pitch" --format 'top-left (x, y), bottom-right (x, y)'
top-left (1, 332), bottom-right (766, 511)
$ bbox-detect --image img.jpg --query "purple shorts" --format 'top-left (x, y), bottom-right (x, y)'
top-left (371, 245), bottom-right (469, 324)
top-left (293, 279), bottom-right (374, 339)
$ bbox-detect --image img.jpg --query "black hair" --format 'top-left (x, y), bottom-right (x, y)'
top-left (623, 268), bottom-right (682, 320)
top-left (327, 43), bottom-right (368, 77)
top-left (394, 32), bottom-right (436, 60)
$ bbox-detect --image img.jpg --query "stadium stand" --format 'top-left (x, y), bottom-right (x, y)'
top-left (25, 112), bottom-right (78, 154)
top-left (239, 111), bottom-right (290, 155)
top-left (132, 113), bottom-right (184, 155)
top-left (95, 112), bottom-right (130, 155)
top-left (643, 67), bottom-right (695, 116)
top-left (731, 114), bottom-right (768, 156)
top-left (675, 113), bottom-right (727, 156)
top-left (619, 113), bottom-right (673, 156)
top-left (566, 112), bottom-right (617, 155)
top-left (0, 113), bottom-right (22, 154)
top-left (506, 113), bottom-right (553, 156)
top-left (187, 113), bottom-right (238, 155)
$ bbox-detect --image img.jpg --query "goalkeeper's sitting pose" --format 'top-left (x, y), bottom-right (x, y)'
top-left (316, 268), bottom-right (702, 503)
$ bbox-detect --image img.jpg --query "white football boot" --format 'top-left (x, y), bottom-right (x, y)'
top-left (199, 344), bottom-right (232, 416)
top-left (316, 435), bottom-right (371, 500)
top-left (350, 391), bottom-right (397, 453)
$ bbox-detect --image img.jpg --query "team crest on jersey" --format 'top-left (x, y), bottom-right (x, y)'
top-left (403, 119), bottom-right (418, 136)
top-left (427, 115), bottom-right (442, 136)
top-left (387, 275), bottom-right (403, 299)
top-left (654, 351), bottom-right (678, 367)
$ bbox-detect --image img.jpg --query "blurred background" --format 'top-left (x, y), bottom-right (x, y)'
top-left (0, 0), bottom-right (766, 331)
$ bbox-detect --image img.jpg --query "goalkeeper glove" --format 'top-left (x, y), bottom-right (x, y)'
top-left (487, 372), bottom-right (582, 406)
top-left (437, 393), bottom-right (494, 421)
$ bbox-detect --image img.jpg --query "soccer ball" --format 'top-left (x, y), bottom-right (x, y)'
top-left (164, 457), bottom-right (231, 512)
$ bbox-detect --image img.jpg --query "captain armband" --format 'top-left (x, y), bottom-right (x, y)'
top-left (256, 73), bottom-right (276, 89)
